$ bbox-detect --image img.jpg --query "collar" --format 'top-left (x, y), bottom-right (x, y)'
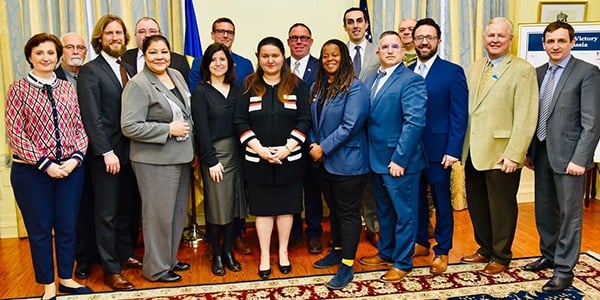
top-left (26, 71), bottom-right (58, 88)
top-left (415, 54), bottom-right (438, 72)
top-left (349, 39), bottom-right (368, 51)
top-left (101, 51), bottom-right (120, 66)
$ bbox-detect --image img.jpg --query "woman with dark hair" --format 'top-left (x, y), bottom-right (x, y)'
top-left (234, 37), bottom-right (311, 279)
top-left (309, 39), bottom-right (370, 289)
top-left (192, 43), bottom-right (247, 276)
top-left (121, 35), bottom-right (194, 283)
top-left (6, 33), bottom-right (91, 299)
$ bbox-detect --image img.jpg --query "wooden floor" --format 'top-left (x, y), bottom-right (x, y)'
top-left (1, 201), bottom-right (599, 299)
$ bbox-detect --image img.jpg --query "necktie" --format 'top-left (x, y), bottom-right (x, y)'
top-left (117, 59), bottom-right (129, 88)
top-left (370, 70), bottom-right (386, 99)
top-left (418, 64), bottom-right (426, 78)
top-left (536, 65), bottom-right (557, 141)
top-left (293, 61), bottom-right (301, 77)
top-left (477, 60), bottom-right (493, 98)
top-left (353, 45), bottom-right (362, 77)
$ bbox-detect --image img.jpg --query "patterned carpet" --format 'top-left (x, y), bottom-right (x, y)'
top-left (48, 252), bottom-right (600, 299)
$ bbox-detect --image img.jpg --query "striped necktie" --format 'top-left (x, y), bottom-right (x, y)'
top-left (536, 65), bottom-right (557, 141)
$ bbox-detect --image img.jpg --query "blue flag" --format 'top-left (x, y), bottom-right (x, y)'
top-left (360, 0), bottom-right (373, 43)
top-left (184, 0), bottom-right (202, 57)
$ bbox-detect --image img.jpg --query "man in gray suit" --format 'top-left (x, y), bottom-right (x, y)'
top-left (343, 7), bottom-right (379, 248)
top-left (524, 21), bottom-right (600, 292)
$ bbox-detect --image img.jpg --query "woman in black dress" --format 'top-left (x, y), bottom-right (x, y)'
top-left (234, 37), bottom-right (311, 279)
top-left (192, 43), bottom-right (247, 276)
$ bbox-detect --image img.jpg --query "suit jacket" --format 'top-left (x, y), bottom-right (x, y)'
top-left (121, 48), bottom-right (190, 85)
top-left (285, 55), bottom-right (319, 86)
top-left (366, 63), bottom-right (427, 174)
top-left (531, 57), bottom-right (600, 172)
top-left (409, 57), bottom-right (468, 162)
top-left (55, 65), bottom-right (67, 81)
top-left (309, 79), bottom-right (370, 176)
top-left (77, 53), bottom-right (136, 162)
top-left (351, 41), bottom-right (379, 82)
top-left (462, 54), bottom-right (539, 170)
top-left (121, 67), bottom-right (194, 165)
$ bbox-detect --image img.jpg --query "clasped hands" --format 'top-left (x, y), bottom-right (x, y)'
top-left (46, 158), bottom-right (79, 179)
top-left (257, 145), bottom-right (290, 164)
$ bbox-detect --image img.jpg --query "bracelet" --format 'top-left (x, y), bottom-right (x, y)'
top-left (285, 144), bottom-right (292, 153)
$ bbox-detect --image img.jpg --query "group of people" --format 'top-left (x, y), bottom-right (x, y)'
top-left (5, 6), bottom-right (600, 299)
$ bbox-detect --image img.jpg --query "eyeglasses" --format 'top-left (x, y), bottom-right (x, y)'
top-left (64, 44), bottom-right (87, 51)
top-left (380, 43), bottom-right (402, 51)
top-left (137, 29), bottom-right (159, 35)
top-left (414, 35), bottom-right (438, 43)
top-left (213, 29), bottom-right (235, 36)
top-left (288, 36), bottom-right (311, 42)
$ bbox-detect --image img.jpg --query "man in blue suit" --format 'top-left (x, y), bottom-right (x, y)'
top-left (359, 31), bottom-right (427, 282)
top-left (408, 18), bottom-right (468, 274)
top-left (285, 23), bottom-right (324, 254)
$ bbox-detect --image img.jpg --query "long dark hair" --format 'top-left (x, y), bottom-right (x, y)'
top-left (200, 43), bottom-right (236, 85)
top-left (311, 39), bottom-right (354, 101)
top-left (244, 37), bottom-right (298, 103)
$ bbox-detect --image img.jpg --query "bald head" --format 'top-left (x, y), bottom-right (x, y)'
top-left (60, 32), bottom-right (87, 72)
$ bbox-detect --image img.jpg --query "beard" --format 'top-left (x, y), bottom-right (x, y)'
top-left (66, 56), bottom-right (84, 67)
top-left (102, 42), bottom-right (127, 58)
top-left (416, 45), bottom-right (437, 61)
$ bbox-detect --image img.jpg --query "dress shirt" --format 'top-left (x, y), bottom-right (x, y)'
top-left (136, 48), bottom-right (145, 73)
top-left (414, 54), bottom-right (438, 78)
top-left (372, 63), bottom-right (400, 96)
top-left (349, 39), bottom-right (368, 69)
top-left (101, 51), bottom-right (125, 82)
top-left (290, 55), bottom-right (309, 79)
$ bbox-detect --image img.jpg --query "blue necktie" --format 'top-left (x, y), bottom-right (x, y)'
top-left (353, 45), bottom-right (362, 77)
top-left (371, 70), bottom-right (386, 99)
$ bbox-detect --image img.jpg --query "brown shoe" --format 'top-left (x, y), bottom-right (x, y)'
top-left (359, 254), bottom-right (393, 266)
top-left (482, 261), bottom-right (507, 275)
top-left (461, 252), bottom-right (490, 263)
top-left (121, 257), bottom-right (142, 269)
top-left (365, 231), bottom-right (380, 247)
top-left (413, 243), bottom-right (430, 257)
top-left (430, 255), bottom-right (448, 274)
top-left (234, 237), bottom-right (252, 254)
top-left (104, 273), bottom-right (135, 291)
top-left (379, 267), bottom-right (409, 282)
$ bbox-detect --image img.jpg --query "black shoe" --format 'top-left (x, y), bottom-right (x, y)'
top-left (58, 283), bottom-right (93, 294)
top-left (156, 271), bottom-right (182, 282)
top-left (278, 263), bottom-right (292, 274)
top-left (258, 268), bottom-right (271, 280)
top-left (173, 262), bottom-right (190, 271)
top-left (542, 275), bottom-right (573, 292)
top-left (212, 255), bottom-right (226, 276)
top-left (74, 262), bottom-right (90, 279)
top-left (524, 257), bottom-right (554, 271)
top-left (307, 238), bottom-right (323, 254)
top-left (224, 252), bottom-right (242, 272)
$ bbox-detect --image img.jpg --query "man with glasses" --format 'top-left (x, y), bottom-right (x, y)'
top-left (188, 17), bottom-right (253, 90)
top-left (359, 31), bottom-right (427, 283)
top-left (284, 23), bottom-right (323, 254)
top-left (398, 18), bottom-right (417, 66)
top-left (56, 33), bottom-right (87, 86)
top-left (408, 18), bottom-right (468, 274)
top-left (121, 17), bottom-right (190, 84)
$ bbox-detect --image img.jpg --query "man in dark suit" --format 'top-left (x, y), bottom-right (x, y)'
top-left (77, 14), bottom-right (141, 291)
top-left (524, 21), bottom-right (600, 292)
top-left (121, 17), bottom-right (190, 83)
top-left (359, 31), bottom-right (427, 283)
top-left (408, 18), bottom-right (468, 274)
top-left (285, 22), bottom-right (323, 254)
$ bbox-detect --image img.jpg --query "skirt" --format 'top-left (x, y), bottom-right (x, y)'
top-left (247, 180), bottom-right (302, 216)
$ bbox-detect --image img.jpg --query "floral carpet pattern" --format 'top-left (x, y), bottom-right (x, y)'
top-left (54, 253), bottom-right (600, 300)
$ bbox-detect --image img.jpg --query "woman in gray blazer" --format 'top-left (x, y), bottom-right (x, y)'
top-left (121, 35), bottom-right (194, 283)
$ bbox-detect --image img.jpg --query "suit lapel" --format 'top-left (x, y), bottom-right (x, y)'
top-left (371, 64), bottom-right (402, 111)
top-left (145, 68), bottom-right (188, 114)
top-left (97, 55), bottom-right (123, 91)
top-left (550, 57), bottom-right (576, 113)
top-left (474, 54), bottom-right (512, 108)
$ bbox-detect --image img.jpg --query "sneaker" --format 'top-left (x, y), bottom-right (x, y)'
top-left (326, 264), bottom-right (354, 290)
top-left (313, 249), bottom-right (342, 268)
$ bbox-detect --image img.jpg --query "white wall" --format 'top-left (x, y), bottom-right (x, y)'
top-left (192, 0), bottom-right (356, 63)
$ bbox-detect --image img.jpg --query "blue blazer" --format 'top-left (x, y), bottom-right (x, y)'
top-left (366, 63), bottom-right (427, 174)
top-left (286, 55), bottom-right (319, 86)
top-left (409, 57), bottom-right (468, 162)
top-left (309, 79), bottom-right (370, 176)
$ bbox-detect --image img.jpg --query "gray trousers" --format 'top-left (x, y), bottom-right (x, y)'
top-left (132, 162), bottom-right (190, 281)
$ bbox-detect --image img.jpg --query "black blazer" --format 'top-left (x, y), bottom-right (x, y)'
top-left (121, 48), bottom-right (190, 84)
top-left (55, 65), bottom-right (67, 81)
top-left (77, 54), bottom-right (135, 162)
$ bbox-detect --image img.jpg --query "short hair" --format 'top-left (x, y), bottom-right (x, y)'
top-left (135, 17), bottom-right (161, 32)
top-left (24, 33), bottom-right (62, 69)
top-left (212, 17), bottom-right (235, 32)
top-left (543, 21), bottom-right (575, 41)
top-left (90, 14), bottom-right (130, 54)
top-left (288, 23), bottom-right (312, 36)
top-left (142, 35), bottom-right (170, 54)
top-left (200, 43), bottom-right (236, 85)
top-left (486, 17), bottom-right (513, 36)
top-left (412, 18), bottom-right (442, 39)
top-left (343, 7), bottom-right (366, 25)
top-left (379, 30), bottom-right (401, 40)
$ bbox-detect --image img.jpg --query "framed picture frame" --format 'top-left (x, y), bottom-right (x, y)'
top-left (538, 2), bottom-right (587, 23)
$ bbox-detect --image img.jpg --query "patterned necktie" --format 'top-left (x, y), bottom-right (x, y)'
top-left (418, 64), bottom-right (426, 78)
top-left (293, 61), bottom-right (301, 77)
top-left (477, 60), bottom-right (493, 98)
top-left (536, 65), bottom-right (557, 141)
top-left (353, 45), bottom-right (362, 77)
top-left (117, 59), bottom-right (129, 88)
top-left (371, 70), bottom-right (386, 99)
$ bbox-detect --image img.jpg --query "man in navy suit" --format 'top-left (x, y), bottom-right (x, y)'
top-left (359, 31), bottom-right (427, 283)
top-left (408, 18), bottom-right (468, 274)
top-left (524, 21), bottom-right (600, 292)
top-left (285, 23), bottom-right (324, 254)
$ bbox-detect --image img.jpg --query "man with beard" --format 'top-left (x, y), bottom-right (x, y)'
top-left (398, 18), bottom-right (417, 66)
top-left (56, 33), bottom-right (86, 86)
top-left (77, 14), bottom-right (141, 291)
top-left (408, 18), bottom-right (468, 274)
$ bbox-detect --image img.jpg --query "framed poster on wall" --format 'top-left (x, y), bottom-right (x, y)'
top-left (538, 2), bottom-right (587, 23)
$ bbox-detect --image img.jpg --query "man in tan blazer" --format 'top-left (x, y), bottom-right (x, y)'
top-left (460, 17), bottom-right (538, 275)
